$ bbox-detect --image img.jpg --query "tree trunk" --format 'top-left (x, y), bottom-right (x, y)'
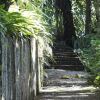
top-left (85, 0), bottom-right (92, 34)
top-left (93, 0), bottom-right (100, 34)
top-left (62, 0), bottom-right (75, 47)
top-left (30, 38), bottom-right (37, 99)
top-left (55, 0), bottom-right (75, 47)
top-left (2, 36), bottom-right (16, 100)
top-left (55, 0), bottom-right (64, 41)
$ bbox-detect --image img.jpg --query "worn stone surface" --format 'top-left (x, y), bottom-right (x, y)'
top-left (36, 42), bottom-right (100, 100)
top-left (35, 69), bottom-right (100, 100)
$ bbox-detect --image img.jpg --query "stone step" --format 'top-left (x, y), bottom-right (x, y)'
top-left (46, 42), bottom-right (85, 71)
top-left (54, 53), bottom-right (77, 57)
top-left (35, 88), bottom-right (100, 100)
top-left (53, 49), bottom-right (73, 52)
top-left (44, 79), bottom-right (88, 87)
top-left (53, 43), bottom-right (69, 46)
top-left (53, 51), bottom-right (75, 54)
top-left (54, 56), bottom-right (79, 59)
top-left (51, 65), bottom-right (85, 71)
top-left (53, 43), bottom-right (66, 47)
top-left (53, 47), bottom-right (72, 50)
top-left (53, 60), bottom-right (83, 65)
top-left (53, 46), bottom-right (68, 49)
top-left (45, 60), bottom-right (83, 69)
top-left (54, 57), bottom-right (80, 61)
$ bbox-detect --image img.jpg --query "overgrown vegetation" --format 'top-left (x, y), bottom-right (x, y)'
top-left (73, 0), bottom-right (100, 87)
top-left (79, 34), bottom-right (100, 87)
top-left (0, 0), bottom-right (54, 64)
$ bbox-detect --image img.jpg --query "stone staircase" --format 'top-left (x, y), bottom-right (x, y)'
top-left (36, 42), bottom-right (100, 100)
top-left (36, 69), bottom-right (99, 100)
top-left (47, 42), bottom-right (85, 71)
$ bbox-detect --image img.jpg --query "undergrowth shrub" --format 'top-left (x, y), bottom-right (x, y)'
top-left (79, 34), bottom-right (100, 87)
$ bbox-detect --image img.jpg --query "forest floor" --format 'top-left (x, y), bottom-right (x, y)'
top-left (36, 69), bottom-right (100, 100)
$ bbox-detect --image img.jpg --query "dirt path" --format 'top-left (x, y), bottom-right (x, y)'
top-left (36, 69), bottom-right (100, 100)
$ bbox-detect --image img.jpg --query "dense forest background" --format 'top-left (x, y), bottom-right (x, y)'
top-left (0, 0), bottom-right (100, 86)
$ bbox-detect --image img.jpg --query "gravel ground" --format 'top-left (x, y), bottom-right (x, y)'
top-left (35, 69), bottom-right (100, 100)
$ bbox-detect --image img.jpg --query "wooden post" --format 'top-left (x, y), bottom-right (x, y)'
top-left (30, 38), bottom-right (37, 99)
top-left (2, 36), bottom-right (38, 100)
top-left (2, 36), bottom-right (8, 100)
top-left (2, 36), bottom-right (15, 100)
top-left (36, 42), bottom-right (44, 93)
top-left (36, 41), bottom-right (41, 94)
top-left (15, 38), bottom-right (31, 100)
top-left (15, 39), bottom-right (22, 100)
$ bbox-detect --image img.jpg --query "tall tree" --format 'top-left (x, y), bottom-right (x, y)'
top-left (93, 0), bottom-right (100, 34)
top-left (55, 0), bottom-right (64, 40)
top-left (62, 0), bottom-right (75, 47)
top-left (55, 0), bottom-right (75, 47)
top-left (85, 0), bottom-right (92, 34)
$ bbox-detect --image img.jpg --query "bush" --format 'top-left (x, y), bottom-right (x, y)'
top-left (79, 34), bottom-right (100, 86)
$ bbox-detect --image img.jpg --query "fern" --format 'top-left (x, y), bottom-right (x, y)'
top-left (0, 3), bottom-right (54, 64)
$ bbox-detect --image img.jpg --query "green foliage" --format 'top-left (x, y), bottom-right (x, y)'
top-left (79, 34), bottom-right (100, 86)
top-left (72, 0), bottom-right (96, 36)
top-left (88, 75), bottom-right (100, 87)
top-left (0, 0), bottom-right (54, 65)
top-left (80, 36), bottom-right (100, 71)
top-left (72, 1), bottom-right (100, 87)
top-left (72, 0), bottom-right (86, 35)
top-left (94, 76), bottom-right (100, 87)
top-left (0, 6), bottom-right (33, 37)
top-left (42, 0), bottom-right (56, 35)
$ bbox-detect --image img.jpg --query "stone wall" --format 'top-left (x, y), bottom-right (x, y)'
top-left (1, 36), bottom-right (40, 100)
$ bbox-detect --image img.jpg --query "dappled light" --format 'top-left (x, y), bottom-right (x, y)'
top-left (0, 0), bottom-right (100, 100)
top-left (36, 91), bottom-right (100, 100)
top-left (41, 86), bottom-right (97, 93)
top-left (36, 69), bottom-right (99, 100)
